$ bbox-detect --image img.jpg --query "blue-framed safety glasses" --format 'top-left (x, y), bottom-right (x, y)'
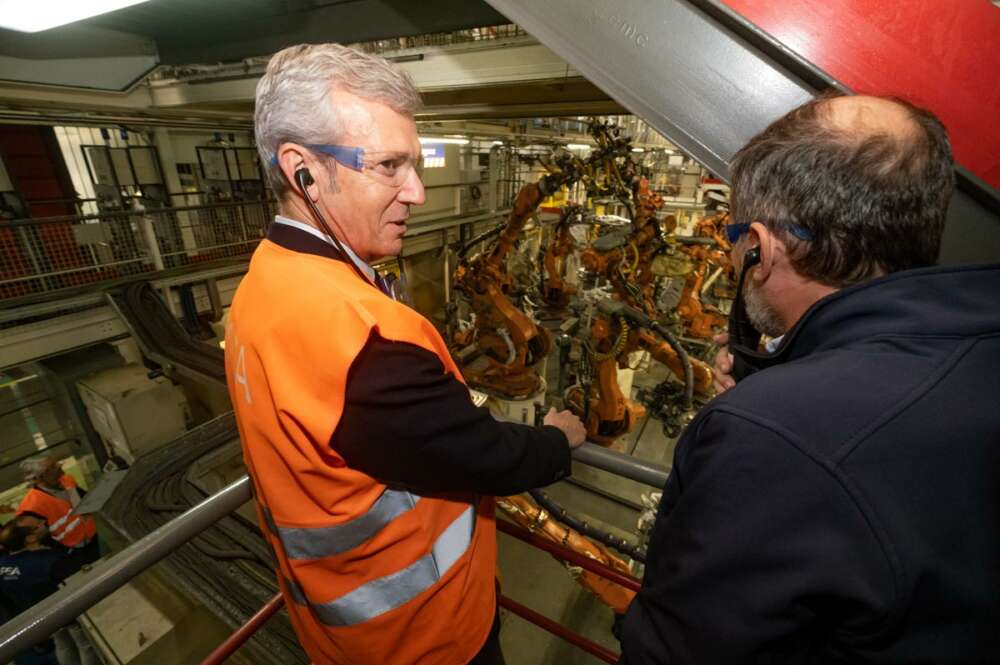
top-left (270, 144), bottom-right (364, 170)
top-left (725, 221), bottom-right (815, 243)
top-left (271, 144), bottom-right (422, 187)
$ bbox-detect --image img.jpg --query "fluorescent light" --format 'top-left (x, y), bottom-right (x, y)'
top-left (419, 137), bottom-right (469, 145)
top-left (566, 143), bottom-right (591, 150)
top-left (491, 140), bottom-right (504, 146)
top-left (632, 148), bottom-right (645, 153)
top-left (0, 0), bottom-right (151, 32)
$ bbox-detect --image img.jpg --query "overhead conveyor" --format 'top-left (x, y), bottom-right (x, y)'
top-left (106, 281), bottom-right (226, 387)
top-left (483, 0), bottom-right (1000, 264)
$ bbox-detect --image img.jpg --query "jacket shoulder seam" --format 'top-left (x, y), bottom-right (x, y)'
top-left (833, 337), bottom-right (978, 464)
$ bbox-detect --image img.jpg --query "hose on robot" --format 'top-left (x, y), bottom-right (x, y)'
top-left (596, 299), bottom-right (695, 411)
top-left (649, 320), bottom-right (695, 411)
top-left (528, 489), bottom-right (647, 564)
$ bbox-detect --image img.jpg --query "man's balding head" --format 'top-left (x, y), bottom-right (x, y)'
top-left (730, 92), bottom-right (954, 287)
top-left (824, 95), bottom-right (916, 135)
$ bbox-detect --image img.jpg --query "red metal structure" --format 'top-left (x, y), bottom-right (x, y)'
top-left (722, 0), bottom-right (1000, 190)
top-left (199, 593), bottom-right (286, 665)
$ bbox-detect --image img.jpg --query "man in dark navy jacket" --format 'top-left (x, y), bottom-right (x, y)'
top-left (620, 93), bottom-right (1000, 664)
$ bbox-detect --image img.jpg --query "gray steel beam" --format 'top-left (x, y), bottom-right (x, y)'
top-left (484, 0), bottom-right (814, 181)
top-left (0, 476), bottom-right (253, 662)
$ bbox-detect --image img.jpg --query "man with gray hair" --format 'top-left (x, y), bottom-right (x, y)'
top-left (226, 43), bottom-right (585, 665)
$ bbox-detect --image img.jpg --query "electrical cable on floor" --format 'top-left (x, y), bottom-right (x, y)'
top-left (103, 426), bottom-right (306, 662)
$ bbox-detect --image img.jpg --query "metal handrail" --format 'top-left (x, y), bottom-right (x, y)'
top-left (2, 199), bottom-right (276, 227)
top-left (199, 593), bottom-right (285, 665)
top-left (0, 442), bottom-right (664, 659)
top-left (0, 477), bottom-right (253, 662)
top-left (499, 595), bottom-right (619, 664)
top-left (574, 442), bottom-right (668, 488)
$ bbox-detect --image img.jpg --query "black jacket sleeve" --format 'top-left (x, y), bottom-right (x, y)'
top-left (332, 333), bottom-right (571, 496)
top-left (620, 407), bottom-right (896, 664)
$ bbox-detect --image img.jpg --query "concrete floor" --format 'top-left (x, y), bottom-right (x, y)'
top-left (493, 340), bottom-right (682, 665)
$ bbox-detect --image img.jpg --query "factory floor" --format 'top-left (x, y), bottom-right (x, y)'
top-left (494, 348), bottom-right (682, 665)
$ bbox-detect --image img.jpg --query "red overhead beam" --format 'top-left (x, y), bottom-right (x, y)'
top-left (722, 0), bottom-right (1000, 190)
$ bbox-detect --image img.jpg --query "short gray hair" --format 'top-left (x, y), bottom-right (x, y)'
top-left (255, 43), bottom-right (423, 198)
top-left (20, 456), bottom-right (53, 482)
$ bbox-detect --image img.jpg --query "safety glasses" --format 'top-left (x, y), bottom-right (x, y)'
top-left (272, 144), bottom-right (424, 187)
top-left (725, 221), bottom-right (815, 244)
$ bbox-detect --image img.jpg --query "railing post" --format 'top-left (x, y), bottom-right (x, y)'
top-left (198, 593), bottom-right (284, 665)
top-left (138, 208), bottom-right (165, 272)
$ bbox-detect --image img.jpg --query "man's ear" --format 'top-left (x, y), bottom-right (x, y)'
top-left (277, 143), bottom-right (319, 201)
top-left (748, 221), bottom-right (777, 283)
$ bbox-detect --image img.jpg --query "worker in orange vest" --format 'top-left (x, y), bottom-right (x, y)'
top-left (226, 43), bottom-right (587, 665)
top-left (16, 456), bottom-right (99, 568)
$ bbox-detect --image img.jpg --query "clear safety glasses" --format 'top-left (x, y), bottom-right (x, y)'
top-left (272, 144), bottom-right (424, 187)
top-left (306, 144), bottom-right (424, 187)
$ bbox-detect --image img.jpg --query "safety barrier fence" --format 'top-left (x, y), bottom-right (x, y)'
top-left (0, 199), bottom-right (275, 300)
top-left (0, 444), bottom-right (667, 662)
top-left (197, 517), bottom-right (641, 665)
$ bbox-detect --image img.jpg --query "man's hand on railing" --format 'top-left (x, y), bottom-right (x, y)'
top-left (543, 407), bottom-right (587, 448)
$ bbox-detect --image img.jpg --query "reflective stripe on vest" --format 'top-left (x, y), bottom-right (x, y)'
top-left (276, 500), bottom-right (476, 627)
top-left (50, 511), bottom-right (72, 531)
top-left (51, 517), bottom-right (82, 542)
top-left (273, 489), bottom-right (419, 560)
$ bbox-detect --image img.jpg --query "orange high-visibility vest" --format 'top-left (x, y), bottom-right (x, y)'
top-left (225, 238), bottom-right (496, 665)
top-left (17, 475), bottom-right (96, 549)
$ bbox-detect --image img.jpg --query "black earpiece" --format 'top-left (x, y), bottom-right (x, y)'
top-left (289, 164), bottom-right (377, 290)
top-left (744, 246), bottom-right (761, 268)
top-left (295, 167), bottom-right (314, 192)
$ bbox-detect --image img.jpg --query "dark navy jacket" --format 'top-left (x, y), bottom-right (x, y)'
top-left (0, 547), bottom-right (69, 615)
top-left (622, 263), bottom-right (1000, 664)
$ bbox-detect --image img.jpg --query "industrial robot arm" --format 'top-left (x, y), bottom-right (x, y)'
top-left (451, 166), bottom-right (584, 397)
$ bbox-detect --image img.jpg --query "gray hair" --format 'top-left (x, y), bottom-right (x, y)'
top-left (254, 43), bottom-right (423, 198)
top-left (20, 456), bottom-right (53, 482)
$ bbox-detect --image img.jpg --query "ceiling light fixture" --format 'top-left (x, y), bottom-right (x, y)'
top-left (566, 143), bottom-right (591, 150)
top-left (632, 147), bottom-right (645, 153)
top-left (0, 0), bottom-right (152, 33)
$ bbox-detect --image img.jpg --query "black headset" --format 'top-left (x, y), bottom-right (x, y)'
top-left (293, 167), bottom-right (373, 285)
top-left (727, 244), bottom-right (767, 382)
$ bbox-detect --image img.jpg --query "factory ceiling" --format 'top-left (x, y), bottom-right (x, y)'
top-left (0, 0), bottom-right (621, 128)
top-left (83, 0), bottom-right (510, 65)
top-left (0, 0), bottom-right (511, 89)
